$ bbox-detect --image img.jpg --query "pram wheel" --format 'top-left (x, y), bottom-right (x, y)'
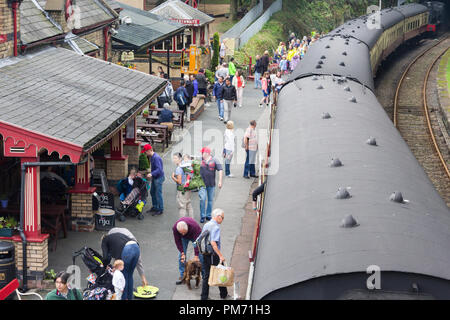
top-left (117, 213), bottom-right (126, 222)
top-left (137, 213), bottom-right (144, 220)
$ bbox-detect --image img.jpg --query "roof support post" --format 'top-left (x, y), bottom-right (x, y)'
top-left (19, 157), bottom-right (46, 241)
top-left (166, 39), bottom-right (170, 78)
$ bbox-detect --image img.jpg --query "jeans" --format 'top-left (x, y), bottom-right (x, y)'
top-left (223, 100), bottom-right (233, 122)
top-left (121, 243), bottom-right (140, 300)
top-left (150, 175), bottom-right (165, 211)
top-left (201, 253), bottom-right (228, 300)
top-left (254, 71), bottom-right (261, 88)
top-left (178, 237), bottom-right (204, 279)
top-left (217, 99), bottom-right (224, 118)
top-left (199, 186), bottom-right (215, 220)
top-left (224, 149), bottom-right (233, 176)
top-left (244, 150), bottom-right (256, 177)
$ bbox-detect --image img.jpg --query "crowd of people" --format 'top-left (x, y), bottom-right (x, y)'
top-left (274, 31), bottom-right (323, 74)
top-left (45, 36), bottom-right (295, 301)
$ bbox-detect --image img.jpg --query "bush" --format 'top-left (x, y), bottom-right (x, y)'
top-left (205, 69), bottom-right (215, 84)
top-left (211, 32), bottom-right (220, 72)
top-left (139, 153), bottom-right (150, 171)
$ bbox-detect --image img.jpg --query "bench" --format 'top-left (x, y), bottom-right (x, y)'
top-left (147, 108), bottom-right (185, 129)
top-left (0, 204), bottom-right (67, 252)
top-left (41, 204), bottom-right (68, 252)
top-left (0, 279), bottom-right (43, 300)
top-left (136, 123), bottom-right (170, 151)
top-left (190, 94), bottom-right (205, 121)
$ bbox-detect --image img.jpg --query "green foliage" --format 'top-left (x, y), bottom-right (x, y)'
top-left (0, 216), bottom-right (18, 229)
top-left (234, 0), bottom-right (381, 65)
top-left (44, 269), bottom-right (57, 280)
top-left (139, 153), bottom-right (150, 171)
top-left (205, 69), bottom-right (215, 84)
top-left (211, 32), bottom-right (220, 72)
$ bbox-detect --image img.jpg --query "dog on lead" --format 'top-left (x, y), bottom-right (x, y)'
top-left (182, 259), bottom-right (202, 290)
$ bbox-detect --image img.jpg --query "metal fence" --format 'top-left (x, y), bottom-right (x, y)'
top-left (222, 0), bottom-right (264, 40)
top-left (238, 0), bottom-right (282, 49)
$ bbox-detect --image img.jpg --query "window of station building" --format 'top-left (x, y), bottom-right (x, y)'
top-left (154, 42), bottom-right (163, 50)
top-left (176, 34), bottom-right (184, 51)
top-left (185, 34), bottom-right (192, 48)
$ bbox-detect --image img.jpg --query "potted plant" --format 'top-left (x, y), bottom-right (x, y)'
top-left (0, 216), bottom-right (18, 237)
top-left (149, 103), bottom-right (156, 110)
top-left (43, 268), bottom-right (57, 289)
top-left (0, 193), bottom-right (8, 208)
top-left (142, 109), bottom-right (149, 118)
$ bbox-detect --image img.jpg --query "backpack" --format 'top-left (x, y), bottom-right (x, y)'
top-left (195, 230), bottom-right (213, 256)
top-left (175, 89), bottom-right (186, 106)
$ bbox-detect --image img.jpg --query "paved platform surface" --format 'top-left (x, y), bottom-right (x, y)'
top-left (47, 83), bottom-right (270, 300)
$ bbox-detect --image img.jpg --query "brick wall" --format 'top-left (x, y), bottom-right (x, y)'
top-left (123, 144), bottom-right (140, 168)
top-left (1, 239), bottom-right (48, 288)
top-left (71, 192), bottom-right (95, 232)
top-left (47, 10), bottom-right (68, 33)
top-left (106, 157), bottom-right (128, 181)
top-left (0, 0), bottom-right (18, 59)
top-left (81, 29), bottom-right (112, 61)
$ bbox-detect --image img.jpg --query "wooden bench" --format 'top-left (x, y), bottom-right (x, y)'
top-left (190, 94), bottom-right (205, 121)
top-left (136, 123), bottom-right (170, 151)
top-left (0, 203), bottom-right (67, 252)
top-left (146, 108), bottom-right (185, 129)
top-left (41, 204), bottom-right (68, 252)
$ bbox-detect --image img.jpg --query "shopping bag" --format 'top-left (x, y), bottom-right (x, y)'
top-left (208, 262), bottom-right (234, 287)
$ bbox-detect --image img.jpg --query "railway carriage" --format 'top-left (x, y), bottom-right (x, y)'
top-left (250, 2), bottom-right (450, 300)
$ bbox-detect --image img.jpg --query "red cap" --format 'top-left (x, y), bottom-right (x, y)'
top-left (141, 144), bottom-right (152, 153)
top-left (200, 147), bottom-right (211, 154)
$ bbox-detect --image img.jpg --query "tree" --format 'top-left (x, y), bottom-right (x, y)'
top-left (230, 0), bottom-right (238, 20)
top-left (211, 32), bottom-right (220, 72)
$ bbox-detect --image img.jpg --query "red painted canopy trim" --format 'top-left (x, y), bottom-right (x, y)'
top-left (0, 120), bottom-right (84, 163)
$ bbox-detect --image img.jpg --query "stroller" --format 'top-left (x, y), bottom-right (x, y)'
top-left (115, 177), bottom-right (148, 222)
top-left (72, 247), bottom-right (115, 300)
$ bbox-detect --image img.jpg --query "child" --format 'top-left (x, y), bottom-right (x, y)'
top-left (259, 71), bottom-right (270, 108)
top-left (279, 56), bottom-right (288, 75)
top-left (112, 259), bottom-right (126, 300)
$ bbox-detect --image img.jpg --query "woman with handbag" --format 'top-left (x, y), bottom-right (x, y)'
top-left (223, 121), bottom-right (236, 178)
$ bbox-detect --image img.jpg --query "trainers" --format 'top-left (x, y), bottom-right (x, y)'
top-left (152, 210), bottom-right (163, 216)
top-left (259, 104), bottom-right (263, 108)
top-left (227, 174), bottom-right (234, 178)
top-left (200, 217), bottom-right (205, 223)
top-left (176, 277), bottom-right (185, 285)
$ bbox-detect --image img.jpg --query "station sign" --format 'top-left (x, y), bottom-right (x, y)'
top-left (170, 18), bottom-right (200, 26)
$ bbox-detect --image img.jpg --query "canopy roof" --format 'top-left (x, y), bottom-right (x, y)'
top-left (0, 47), bottom-right (166, 162)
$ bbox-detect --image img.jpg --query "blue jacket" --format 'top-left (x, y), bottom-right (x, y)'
top-left (158, 108), bottom-right (173, 124)
top-left (150, 153), bottom-right (164, 179)
top-left (193, 79), bottom-right (198, 97)
top-left (213, 81), bottom-right (224, 100)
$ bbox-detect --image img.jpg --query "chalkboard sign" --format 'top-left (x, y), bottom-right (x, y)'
top-left (98, 192), bottom-right (114, 210)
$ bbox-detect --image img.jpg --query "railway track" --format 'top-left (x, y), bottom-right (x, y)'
top-left (394, 36), bottom-right (450, 206)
